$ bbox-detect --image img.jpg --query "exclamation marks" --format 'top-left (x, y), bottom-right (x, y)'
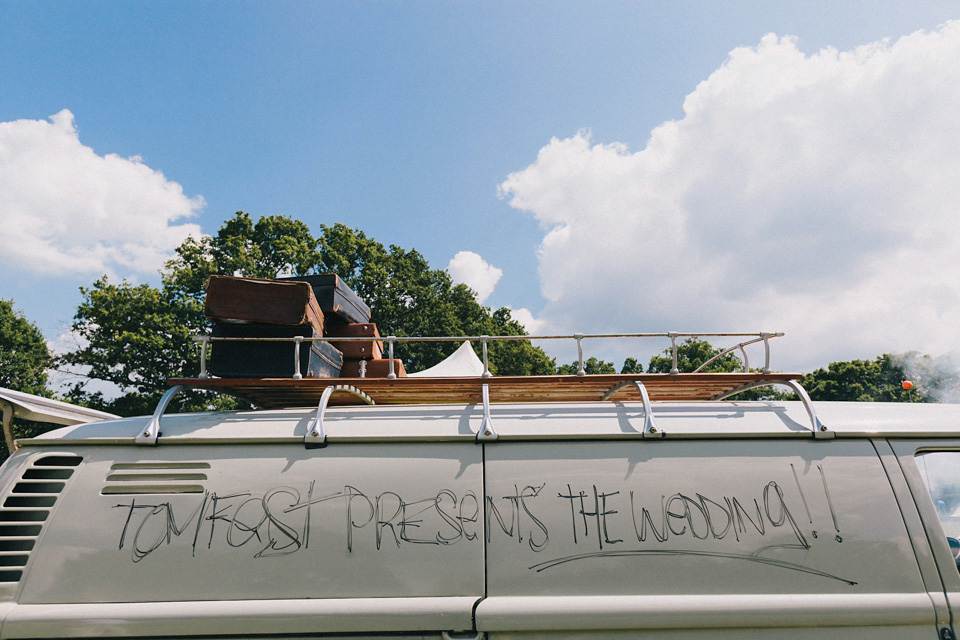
top-left (790, 463), bottom-right (814, 525)
top-left (818, 465), bottom-right (842, 543)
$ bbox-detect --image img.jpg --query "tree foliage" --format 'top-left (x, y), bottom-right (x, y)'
top-left (0, 300), bottom-right (57, 458)
top-left (484, 308), bottom-right (557, 377)
top-left (801, 354), bottom-right (930, 402)
top-left (643, 337), bottom-right (788, 400)
top-left (646, 337), bottom-right (743, 374)
top-left (312, 223), bottom-right (554, 374)
top-left (63, 212), bottom-right (554, 416)
top-left (58, 211), bottom-right (960, 414)
top-left (641, 340), bottom-right (940, 403)
top-left (0, 300), bottom-right (52, 396)
top-left (59, 278), bottom-right (219, 416)
top-left (557, 357), bottom-right (616, 375)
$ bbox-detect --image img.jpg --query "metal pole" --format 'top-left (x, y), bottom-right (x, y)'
top-left (575, 333), bottom-right (585, 376)
top-left (387, 338), bottom-right (397, 380)
top-left (762, 333), bottom-right (772, 373)
top-left (198, 335), bottom-right (210, 379)
top-left (293, 336), bottom-right (303, 379)
top-left (669, 331), bottom-right (679, 375)
top-left (0, 401), bottom-right (15, 456)
top-left (481, 336), bottom-right (491, 378)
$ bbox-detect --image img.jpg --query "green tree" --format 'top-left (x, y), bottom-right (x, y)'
top-left (59, 278), bottom-right (225, 416)
top-left (643, 337), bottom-right (787, 400)
top-left (485, 308), bottom-right (556, 376)
top-left (620, 357), bottom-right (644, 374)
top-left (0, 300), bottom-right (56, 458)
top-left (801, 354), bottom-right (929, 402)
top-left (316, 223), bottom-right (554, 374)
top-left (646, 337), bottom-right (743, 373)
top-left (164, 213), bottom-right (323, 302)
top-left (557, 357), bottom-right (617, 375)
top-left (63, 213), bottom-right (554, 415)
top-left (0, 300), bottom-right (52, 395)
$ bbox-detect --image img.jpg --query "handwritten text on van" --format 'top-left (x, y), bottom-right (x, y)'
top-left (113, 479), bottom-right (828, 563)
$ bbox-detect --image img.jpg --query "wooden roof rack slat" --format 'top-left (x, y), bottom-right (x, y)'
top-left (167, 372), bottom-right (802, 408)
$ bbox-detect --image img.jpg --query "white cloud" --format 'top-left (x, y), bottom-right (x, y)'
top-left (0, 110), bottom-right (204, 278)
top-left (447, 250), bottom-right (503, 304)
top-left (507, 307), bottom-right (546, 335)
top-left (500, 22), bottom-right (960, 372)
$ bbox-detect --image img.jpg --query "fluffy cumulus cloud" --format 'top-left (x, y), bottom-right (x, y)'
top-left (500, 23), bottom-right (960, 371)
top-left (0, 110), bottom-right (203, 278)
top-left (506, 306), bottom-right (546, 335)
top-left (447, 250), bottom-right (503, 304)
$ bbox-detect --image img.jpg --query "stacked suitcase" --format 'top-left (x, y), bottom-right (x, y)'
top-left (326, 322), bottom-right (407, 378)
top-left (204, 274), bottom-right (406, 379)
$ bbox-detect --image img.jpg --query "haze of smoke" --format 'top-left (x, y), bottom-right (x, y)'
top-left (893, 352), bottom-right (960, 403)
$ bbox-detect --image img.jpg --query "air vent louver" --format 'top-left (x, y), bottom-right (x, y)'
top-left (0, 455), bottom-right (82, 583)
top-left (101, 462), bottom-right (210, 495)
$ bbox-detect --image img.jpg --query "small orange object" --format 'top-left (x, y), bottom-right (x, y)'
top-left (902, 381), bottom-right (914, 390)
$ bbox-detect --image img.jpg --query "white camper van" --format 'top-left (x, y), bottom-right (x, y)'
top-left (0, 331), bottom-right (959, 640)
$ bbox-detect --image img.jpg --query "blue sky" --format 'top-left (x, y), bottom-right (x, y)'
top-left (2, 1), bottom-right (959, 374)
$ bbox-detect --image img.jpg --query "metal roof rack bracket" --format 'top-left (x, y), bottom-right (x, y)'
top-left (476, 384), bottom-right (498, 441)
top-left (600, 380), bottom-right (663, 438)
top-left (136, 385), bottom-right (184, 446)
top-left (305, 385), bottom-right (375, 447)
top-left (782, 379), bottom-right (832, 439)
top-left (713, 379), bottom-right (832, 439)
top-left (634, 381), bottom-right (664, 438)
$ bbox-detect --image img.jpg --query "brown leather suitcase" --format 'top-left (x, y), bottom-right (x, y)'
top-left (204, 276), bottom-right (324, 332)
top-left (341, 358), bottom-right (406, 378)
top-left (278, 274), bottom-right (370, 325)
top-left (326, 323), bottom-right (383, 359)
top-left (325, 323), bottom-right (381, 338)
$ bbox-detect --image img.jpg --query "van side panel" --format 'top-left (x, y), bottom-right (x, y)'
top-left (17, 442), bottom-right (484, 605)
top-left (479, 439), bottom-right (935, 637)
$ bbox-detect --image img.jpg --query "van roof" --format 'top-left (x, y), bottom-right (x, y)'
top-left (19, 399), bottom-right (960, 445)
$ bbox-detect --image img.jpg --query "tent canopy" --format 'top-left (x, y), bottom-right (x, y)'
top-left (0, 387), bottom-right (118, 426)
top-left (408, 341), bottom-right (485, 377)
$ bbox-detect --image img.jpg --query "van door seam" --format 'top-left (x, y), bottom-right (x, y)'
top-left (873, 437), bottom-right (951, 630)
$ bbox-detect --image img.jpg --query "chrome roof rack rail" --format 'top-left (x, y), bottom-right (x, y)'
top-left (713, 379), bottom-right (832, 439)
top-left (305, 385), bottom-right (376, 447)
top-left (176, 330), bottom-right (793, 412)
top-left (692, 333), bottom-right (778, 374)
top-left (192, 331), bottom-right (786, 383)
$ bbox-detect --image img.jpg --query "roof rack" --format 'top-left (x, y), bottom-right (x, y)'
top-left (178, 330), bottom-right (794, 407)
top-left (135, 330), bottom-right (830, 446)
top-left (147, 374), bottom-right (828, 447)
top-left (192, 331), bottom-right (785, 379)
